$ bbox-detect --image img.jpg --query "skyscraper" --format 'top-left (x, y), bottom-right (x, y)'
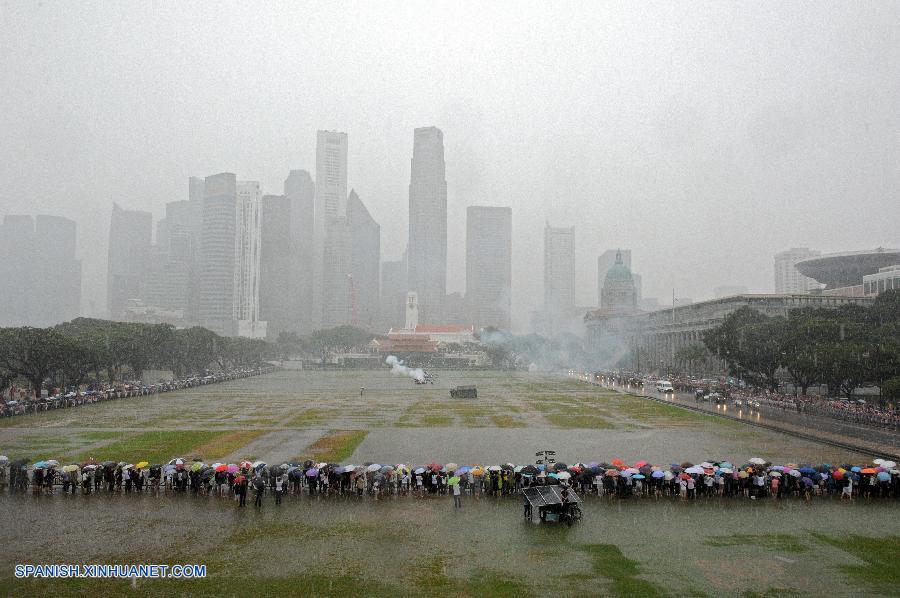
top-left (407, 126), bottom-right (447, 323)
top-left (348, 190), bottom-right (381, 330)
top-left (321, 215), bottom-right (353, 328)
top-left (141, 200), bottom-right (191, 317)
top-left (107, 203), bottom-right (152, 320)
top-left (314, 131), bottom-right (348, 330)
top-left (543, 223), bottom-right (575, 334)
top-left (0, 215), bottom-right (81, 326)
top-left (198, 173), bottom-right (237, 334)
top-left (235, 181), bottom-right (265, 337)
top-left (466, 206), bottom-right (512, 330)
top-left (774, 248), bottom-right (821, 294)
top-left (259, 194), bottom-right (292, 337)
top-left (196, 174), bottom-right (265, 337)
top-left (284, 169), bottom-right (316, 334)
top-left (380, 259), bottom-right (407, 331)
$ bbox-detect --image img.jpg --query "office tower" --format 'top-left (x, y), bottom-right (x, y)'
top-left (198, 173), bottom-right (238, 334)
top-left (259, 195), bottom-right (292, 337)
top-left (774, 248), bottom-right (821, 294)
top-left (321, 216), bottom-right (352, 328)
top-left (284, 169), bottom-right (316, 334)
top-left (186, 176), bottom-right (206, 322)
top-left (235, 181), bottom-right (265, 337)
top-left (107, 203), bottom-right (152, 320)
top-left (0, 215), bottom-right (81, 326)
top-left (348, 190), bottom-right (380, 330)
top-left (314, 131), bottom-right (348, 330)
top-left (543, 223), bottom-right (575, 334)
top-left (466, 206), bottom-right (512, 330)
top-left (140, 200), bottom-right (192, 317)
top-left (380, 259), bottom-right (407, 331)
top-left (0, 216), bottom-right (36, 325)
top-left (407, 126), bottom-right (447, 323)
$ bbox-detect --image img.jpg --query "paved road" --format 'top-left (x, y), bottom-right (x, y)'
top-left (602, 382), bottom-right (900, 457)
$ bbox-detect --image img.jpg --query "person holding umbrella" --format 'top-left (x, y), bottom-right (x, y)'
top-left (235, 475), bottom-right (248, 507)
top-left (253, 477), bottom-right (264, 507)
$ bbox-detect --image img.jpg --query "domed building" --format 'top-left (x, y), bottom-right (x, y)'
top-left (584, 250), bottom-right (641, 367)
top-left (601, 250), bottom-right (637, 312)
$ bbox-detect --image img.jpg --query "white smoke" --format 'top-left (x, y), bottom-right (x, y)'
top-left (385, 355), bottom-right (426, 383)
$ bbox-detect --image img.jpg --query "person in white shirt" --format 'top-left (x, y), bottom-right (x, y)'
top-left (452, 481), bottom-right (462, 508)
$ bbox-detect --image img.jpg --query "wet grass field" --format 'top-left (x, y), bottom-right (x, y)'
top-left (1, 369), bottom-right (897, 596)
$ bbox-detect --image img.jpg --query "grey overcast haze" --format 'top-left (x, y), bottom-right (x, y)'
top-left (1, 2), bottom-right (898, 330)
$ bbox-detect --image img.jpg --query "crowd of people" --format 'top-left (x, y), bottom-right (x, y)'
top-left (2, 456), bottom-right (897, 508)
top-left (593, 373), bottom-right (900, 431)
top-left (0, 366), bottom-right (277, 418)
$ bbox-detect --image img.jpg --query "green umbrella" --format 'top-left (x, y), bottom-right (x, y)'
top-left (448, 476), bottom-right (460, 485)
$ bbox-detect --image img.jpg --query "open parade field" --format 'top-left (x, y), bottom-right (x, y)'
top-left (1, 369), bottom-right (898, 596)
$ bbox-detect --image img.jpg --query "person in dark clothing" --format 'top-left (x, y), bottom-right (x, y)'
top-left (523, 493), bottom-right (532, 519)
top-left (253, 482), bottom-right (264, 507)
top-left (237, 479), bottom-right (247, 507)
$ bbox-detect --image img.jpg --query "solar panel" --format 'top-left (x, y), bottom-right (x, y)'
top-left (523, 485), bottom-right (580, 507)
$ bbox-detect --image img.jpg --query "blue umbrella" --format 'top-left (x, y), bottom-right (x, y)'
top-left (305, 467), bottom-right (319, 477)
top-left (799, 467), bottom-right (816, 475)
top-left (877, 471), bottom-right (891, 482)
top-left (456, 466), bottom-right (471, 475)
top-left (633, 474), bottom-right (646, 480)
top-left (33, 460), bottom-right (49, 469)
top-left (651, 470), bottom-right (665, 478)
top-left (851, 466), bottom-right (861, 473)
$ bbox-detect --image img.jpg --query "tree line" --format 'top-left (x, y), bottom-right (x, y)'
top-left (0, 318), bottom-right (272, 396)
top-left (703, 290), bottom-right (900, 400)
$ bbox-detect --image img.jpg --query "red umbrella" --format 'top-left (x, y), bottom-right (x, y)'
top-left (679, 473), bottom-right (691, 480)
top-left (634, 460), bottom-right (648, 468)
top-left (611, 459), bottom-right (624, 467)
top-left (233, 475), bottom-right (246, 484)
top-left (215, 464), bottom-right (227, 472)
top-left (428, 463), bottom-right (442, 472)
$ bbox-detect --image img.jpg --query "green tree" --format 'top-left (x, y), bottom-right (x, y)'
top-left (673, 344), bottom-right (707, 375)
top-left (0, 327), bottom-right (65, 395)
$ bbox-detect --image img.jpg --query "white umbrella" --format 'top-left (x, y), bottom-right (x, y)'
top-left (770, 471), bottom-right (782, 477)
top-left (749, 457), bottom-right (766, 465)
top-left (556, 471), bottom-right (572, 480)
top-left (880, 460), bottom-right (896, 469)
top-left (0, 456), bottom-right (7, 464)
top-left (488, 465), bottom-right (501, 472)
top-left (788, 469), bottom-right (801, 477)
top-left (367, 464), bottom-right (381, 472)
top-left (700, 462), bottom-right (714, 469)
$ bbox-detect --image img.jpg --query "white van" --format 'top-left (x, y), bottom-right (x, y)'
top-left (655, 381), bottom-right (675, 394)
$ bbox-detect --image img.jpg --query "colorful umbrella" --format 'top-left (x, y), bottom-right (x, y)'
top-left (136, 461), bottom-right (149, 469)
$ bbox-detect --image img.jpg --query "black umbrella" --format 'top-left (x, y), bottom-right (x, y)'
top-left (521, 465), bottom-right (539, 475)
top-left (252, 477), bottom-right (265, 489)
top-left (554, 462), bottom-right (568, 472)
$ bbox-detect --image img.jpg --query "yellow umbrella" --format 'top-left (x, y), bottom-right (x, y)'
top-left (136, 461), bottom-right (149, 469)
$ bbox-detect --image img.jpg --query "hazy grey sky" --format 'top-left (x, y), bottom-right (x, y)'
top-left (2, 2), bottom-right (898, 329)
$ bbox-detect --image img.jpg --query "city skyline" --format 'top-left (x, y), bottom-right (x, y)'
top-left (2, 4), bottom-right (898, 331)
